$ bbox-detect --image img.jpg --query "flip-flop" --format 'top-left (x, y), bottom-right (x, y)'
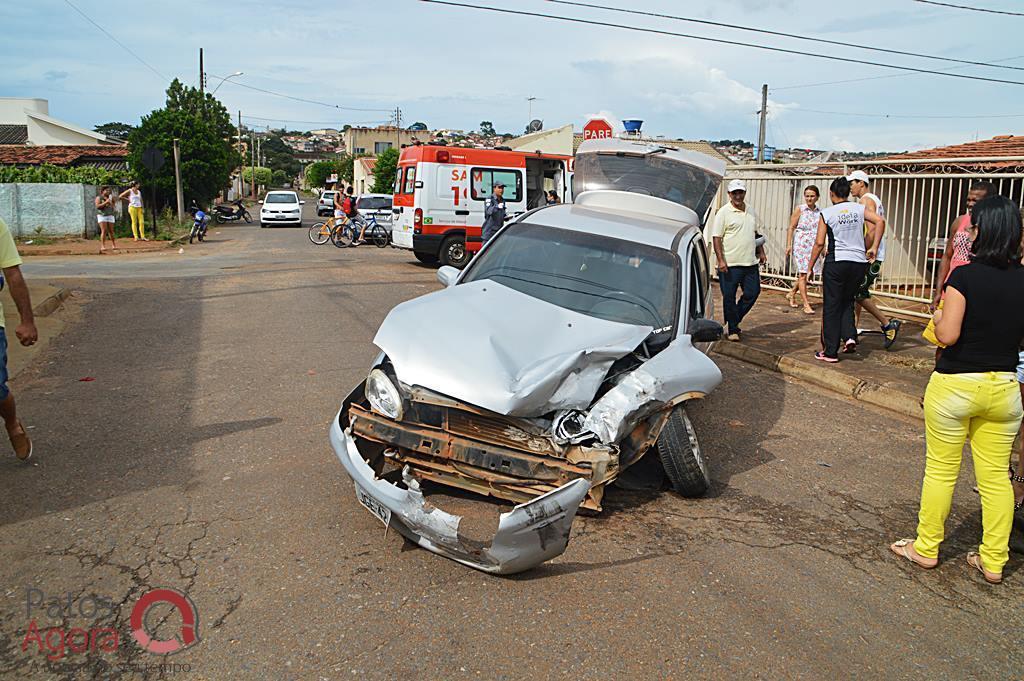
top-left (890, 539), bottom-right (937, 569)
top-left (11, 419), bottom-right (32, 461)
top-left (967, 552), bottom-right (1002, 584)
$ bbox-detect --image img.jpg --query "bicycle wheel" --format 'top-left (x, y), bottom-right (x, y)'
top-left (331, 224), bottom-right (353, 248)
top-left (372, 225), bottom-right (389, 248)
top-left (308, 222), bottom-right (331, 245)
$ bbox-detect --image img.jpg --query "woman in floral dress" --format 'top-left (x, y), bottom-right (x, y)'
top-left (785, 185), bottom-right (822, 314)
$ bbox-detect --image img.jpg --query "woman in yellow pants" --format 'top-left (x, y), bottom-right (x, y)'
top-left (891, 196), bottom-right (1024, 584)
top-left (119, 182), bottom-right (147, 241)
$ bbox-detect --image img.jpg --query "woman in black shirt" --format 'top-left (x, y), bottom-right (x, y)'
top-left (890, 196), bottom-right (1024, 584)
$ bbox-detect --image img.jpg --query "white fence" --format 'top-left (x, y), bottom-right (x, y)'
top-left (709, 157), bottom-right (1024, 318)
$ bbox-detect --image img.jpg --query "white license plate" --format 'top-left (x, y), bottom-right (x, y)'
top-left (355, 484), bottom-right (391, 527)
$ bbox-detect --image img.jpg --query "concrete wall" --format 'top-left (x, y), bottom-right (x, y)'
top-left (0, 183), bottom-right (105, 237)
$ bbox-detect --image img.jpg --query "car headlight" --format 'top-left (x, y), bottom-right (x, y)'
top-left (366, 368), bottom-right (403, 420)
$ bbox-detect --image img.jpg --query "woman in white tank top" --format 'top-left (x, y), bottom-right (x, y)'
top-left (119, 182), bottom-right (147, 241)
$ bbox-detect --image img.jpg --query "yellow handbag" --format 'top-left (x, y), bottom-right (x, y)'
top-left (923, 301), bottom-right (946, 348)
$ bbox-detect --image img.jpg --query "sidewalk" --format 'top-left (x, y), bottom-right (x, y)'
top-left (17, 238), bottom-right (178, 257)
top-left (711, 289), bottom-right (932, 420)
top-left (5, 282), bottom-right (72, 378)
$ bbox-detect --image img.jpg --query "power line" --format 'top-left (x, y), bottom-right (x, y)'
top-left (783, 107), bottom-right (1024, 119)
top-left (914, 0), bottom-right (1024, 16)
top-left (63, 0), bottom-right (166, 81)
top-left (549, 0), bottom-right (1024, 72)
top-left (242, 115), bottom-right (389, 125)
top-left (420, 1), bottom-right (1024, 87)
top-left (772, 54), bottom-right (1024, 90)
top-left (210, 75), bottom-right (393, 112)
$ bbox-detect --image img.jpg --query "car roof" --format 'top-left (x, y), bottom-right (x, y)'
top-left (267, 191), bottom-right (298, 197)
top-left (526, 192), bottom-right (701, 250)
top-left (358, 193), bottom-right (391, 199)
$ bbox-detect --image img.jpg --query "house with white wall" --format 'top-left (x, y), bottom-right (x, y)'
top-left (0, 98), bottom-right (121, 146)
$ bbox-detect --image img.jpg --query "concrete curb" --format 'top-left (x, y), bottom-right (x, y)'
top-left (32, 287), bottom-right (71, 318)
top-left (711, 340), bottom-right (924, 422)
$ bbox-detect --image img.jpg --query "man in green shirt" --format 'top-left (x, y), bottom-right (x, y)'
top-left (0, 218), bottom-right (37, 460)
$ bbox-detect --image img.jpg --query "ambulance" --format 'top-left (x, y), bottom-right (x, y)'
top-left (391, 145), bottom-right (574, 268)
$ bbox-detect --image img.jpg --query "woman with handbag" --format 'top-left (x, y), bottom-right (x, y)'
top-left (890, 196), bottom-right (1024, 584)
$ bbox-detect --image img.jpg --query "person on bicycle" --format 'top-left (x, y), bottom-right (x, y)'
top-left (342, 186), bottom-right (368, 246)
top-left (332, 187), bottom-right (346, 225)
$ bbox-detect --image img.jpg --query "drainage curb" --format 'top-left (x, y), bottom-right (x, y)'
top-left (32, 287), bottom-right (71, 318)
top-left (711, 340), bottom-right (924, 422)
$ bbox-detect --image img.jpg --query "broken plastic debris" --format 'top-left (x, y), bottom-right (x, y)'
top-left (817, 461), bottom-right (832, 468)
top-left (24, 240), bottom-right (33, 245)
top-left (178, 248), bottom-right (184, 254)
top-left (78, 377), bottom-right (96, 382)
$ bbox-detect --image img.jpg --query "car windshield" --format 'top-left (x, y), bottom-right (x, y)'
top-left (573, 152), bottom-right (720, 218)
top-left (358, 197), bottom-right (392, 210)
top-left (266, 194), bottom-right (297, 204)
top-left (461, 222), bottom-right (677, 329)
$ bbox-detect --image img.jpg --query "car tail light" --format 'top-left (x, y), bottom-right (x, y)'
top-left (436, 150), bottom-right (450, 163)
top-left (414, 208), bottom-right (423, 234)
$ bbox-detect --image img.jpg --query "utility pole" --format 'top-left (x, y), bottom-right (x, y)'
top-left (199, 48), bottom-right (205, 94)
top-left (393, 106), bottom-right (402, 150)
top-left (756, 83), bottom-right (768, 164)
top-left (251, 132), bottom-right (256, 200)
top-left (172, 138), bottom-right (184, 223)
top-left (237, 111), bottom-right (243, 198)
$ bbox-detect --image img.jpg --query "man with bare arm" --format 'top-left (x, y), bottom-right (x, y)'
top-left (848, 171), bottom-right (901, 349)
top-left (0, 217), bottom-right (37, 460)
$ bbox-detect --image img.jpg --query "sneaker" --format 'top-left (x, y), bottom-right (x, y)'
top-left (883, 319), bottom-right (902, 349)
top-left (727, 332), bottom-right (741, 342)
top-left (814, 351), bottom-right (839, 363)
top-left (843, 339), bottom-right (857, 354)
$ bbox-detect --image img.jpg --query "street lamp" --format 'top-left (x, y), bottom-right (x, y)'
top-left (210, 71), bottom-right (244, 95)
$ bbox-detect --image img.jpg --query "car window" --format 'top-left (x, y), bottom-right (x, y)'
top-left (573, 152), bottom-right (720, 217)
top-left (461, 222), bottom-right (677, 329)
top-left (471, 168), bottom-right (522, 202)
top-left (265, 194), bottom-right (297, 204)
top-left (402, 166), bottom-right (417, 194)
top-left (394, 168), bottom-right (405, 194)
top-left (688, 239), bottom-right (709, 319)
top-left (357, 197), bottom-right (392, 210)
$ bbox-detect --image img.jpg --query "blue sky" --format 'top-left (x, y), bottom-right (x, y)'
top-left (3, 0), bottom-right (1024, 151)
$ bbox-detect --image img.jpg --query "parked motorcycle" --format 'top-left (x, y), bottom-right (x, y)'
top-left (190, 209), bottom-right (209, 244)
top-left (212, 199), bottom-right (252, 224)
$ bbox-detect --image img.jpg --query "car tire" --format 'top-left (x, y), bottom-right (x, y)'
top-left (439, 235), bottom-right (468, 268)
top-left (413, 251), bottom-right (439, 265)
top-left (260, 222), bottom-right (267, 229)
top-left (656, 404), bottom-right (710, 497)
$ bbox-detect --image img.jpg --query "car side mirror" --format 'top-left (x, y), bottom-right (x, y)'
top-left (436, 266), bottom-right (459, 287)
top-left (689, 317), bottom-right (723, 343)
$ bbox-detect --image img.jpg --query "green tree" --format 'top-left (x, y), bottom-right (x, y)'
top-left (242, 166), bottom-right (272, 186)
top-left (261, 133), bottom-right (302, 179)
top-left (271, 169), bottom-right (288, 187)
top-left (371, 147), bottom-right (399, 194)
top-left (304, 160), bottom-right (335, 189)
top-left (479, 121), bottom-right (496, 136)
top-left (94, 122), bottom-right (136, 140)
top-left (127, 79), bottom-right (241, 207)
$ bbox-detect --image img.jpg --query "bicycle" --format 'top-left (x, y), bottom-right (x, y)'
top-left (331, 215), bottom-right (391, 249)
top-left (308, 216), bottom-right (348, 245)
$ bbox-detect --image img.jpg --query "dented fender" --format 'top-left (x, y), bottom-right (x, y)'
top-left (329, 410), bottom-right (590, 575)
top-left (583, 335), bottom-right (722, 443)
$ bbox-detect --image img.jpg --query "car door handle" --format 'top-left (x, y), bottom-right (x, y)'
top-left (455, 210), bottom-right (469, 216)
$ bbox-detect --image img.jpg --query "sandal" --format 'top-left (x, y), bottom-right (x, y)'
top-left (889, 539), bottom-right (937, 569)
top-left (786, 290), bottom-right (798, 308)
top-left (803, 304), bottom-right (814, 314)
top-left (967, 551), bottom-right (1002, 584)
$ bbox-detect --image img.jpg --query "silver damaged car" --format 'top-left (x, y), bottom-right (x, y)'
top-left (329, 139), bottom-right (727, 574)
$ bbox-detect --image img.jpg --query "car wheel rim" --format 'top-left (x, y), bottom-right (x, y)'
top-left (449, 242), bottom-right (465, 264)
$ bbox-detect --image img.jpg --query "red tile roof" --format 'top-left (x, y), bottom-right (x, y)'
top-left (883, 135), bottom-right (1024, 167)
top-left (358, 157), bottom-right (377, 172)
top-left (0, 144), bottom-right (129, 167)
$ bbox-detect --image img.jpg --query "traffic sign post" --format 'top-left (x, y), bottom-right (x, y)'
top-left (140, 146), bottom-right (166, 236)
top-left (582, 118), bottom-right (614, 142)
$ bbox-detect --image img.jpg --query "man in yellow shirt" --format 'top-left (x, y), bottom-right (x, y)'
top-left (712, 179), bottom-right (766, 341)
top-left (0, 218), bottom-right (37, 460)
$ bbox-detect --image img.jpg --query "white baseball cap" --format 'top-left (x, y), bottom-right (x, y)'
top-left (726, 179), bottom-right (746, 193)
top-left (847, 170), bottom-right (870, 184)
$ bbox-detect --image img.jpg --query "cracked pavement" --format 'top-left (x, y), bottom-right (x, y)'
top-left (1, 218), bottom-right (1022, 679)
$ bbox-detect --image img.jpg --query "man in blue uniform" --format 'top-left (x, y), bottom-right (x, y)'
top-left (481, 182), bottom-right (507, 243)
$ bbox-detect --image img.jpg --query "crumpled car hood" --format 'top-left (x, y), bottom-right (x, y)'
top-left (374, 280), bottom-right (653, 416)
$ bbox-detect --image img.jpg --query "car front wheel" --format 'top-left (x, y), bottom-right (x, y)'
top-left (656, 404), bottom-right (710, 497)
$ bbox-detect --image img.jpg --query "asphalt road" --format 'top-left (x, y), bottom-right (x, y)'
top-left (1, 211), bottom-right (1022, 679)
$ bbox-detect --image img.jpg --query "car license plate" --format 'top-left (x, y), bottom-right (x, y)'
top-left (355, 484), bottom-right (391, 527)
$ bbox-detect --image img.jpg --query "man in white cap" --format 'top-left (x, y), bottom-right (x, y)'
top-left (712, 179), bottom-right (766, 341)
top-left (848, 170), bottom-right (901, 349)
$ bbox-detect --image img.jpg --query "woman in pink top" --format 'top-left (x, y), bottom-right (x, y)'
top-left (931, 181), bottom-right (995, 311)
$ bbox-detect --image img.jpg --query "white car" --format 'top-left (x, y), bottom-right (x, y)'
top-left (316, 190), bottom-right (337, 217)
top-left (259, 191), bottom-right (304, 228)
top-left (356, 193), bottom-right (393, 223)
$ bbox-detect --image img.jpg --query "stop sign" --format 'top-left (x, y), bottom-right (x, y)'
top-left (583, 118), bottom-right (614, 141)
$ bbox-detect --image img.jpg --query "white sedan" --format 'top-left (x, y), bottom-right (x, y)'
top-left (259, 191), bottom-right (304, 228)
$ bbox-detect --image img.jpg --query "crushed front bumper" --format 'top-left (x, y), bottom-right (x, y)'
top-left (329, 410), bottom-right (590, 575)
